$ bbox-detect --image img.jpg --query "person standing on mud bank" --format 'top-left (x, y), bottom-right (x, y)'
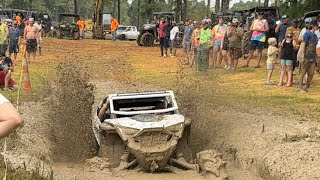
top-left (158, 17), bottom-right (168, 57)
top-left (191, 21), bottom-right (201, 68)
top-left (169, 21), bottom-right (179, 57)
top-left (183, 20), bottom-right (193, 64)
top-left (0, 19), bottom-right (9, 54)
top-left (0, 93), bottom-right (22, 138)
top-left (77, 18), bottom-right (86, 39)
top-left (242, 12), bottom-right (269, 68)
top-left (286, 21), bottom-right (301, 72)
top-left (212, 18), bottom-right (227, 68)
top-left (24, 18), bottom-right (39, 63)
top-left (299, 20), bottom-right (319, 93)
top-left (227, 19), bottom-right (244, 70)
top-left (197, 21), bottom-right (212, 72)
top-left (8, 21), bottom-right (21, 61)
top-left (111, 17), bottom-right (119, 41)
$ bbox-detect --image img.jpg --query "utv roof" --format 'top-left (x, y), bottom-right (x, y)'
top-left (111, 90), bottom-right (173, 98)
top-left (303, 10), bottom-right (320, 18)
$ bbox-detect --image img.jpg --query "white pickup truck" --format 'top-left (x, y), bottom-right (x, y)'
top-left (116, 25), bottom-right (140, 40)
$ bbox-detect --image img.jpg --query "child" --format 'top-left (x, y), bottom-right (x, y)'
top-left (279, 33), bottom-right (296, 87)
top-left (266, 37), bottom-right (277, 85)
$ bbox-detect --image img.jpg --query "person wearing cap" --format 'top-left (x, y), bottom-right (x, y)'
top-left (299, 17), bottom-right (312, 42)
top-left (24, 18), bottom-right (39, 63)
top-left (0, 19), bottom-right (9, 54)
top-left (275, 15), bottom-right (290, 44)
top-left (212, 18), bottom-right (227, 68)
top-left (169, 21), bottom-right (179, 58)
top-left (0, 52), bottom-right (17, 90)
top-left (34, 20), bottom-right (43, 55)
top-left (111, 17), bottom-right (119, 41)
top-left (227, 18), bottom-right (244, 70)
top-left (197, 21), bottom-right (212, 72)
top-left (0, 92), bottom-right (23, 139)
top-left (243, 12), bottom-right (269, 68)
top-left (8, 21), bottom-right (21, 61)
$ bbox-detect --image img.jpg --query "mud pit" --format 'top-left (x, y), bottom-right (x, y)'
top-left (1, 39), bottom-right (320, 180)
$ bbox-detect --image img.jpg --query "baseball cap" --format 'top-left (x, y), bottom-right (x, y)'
top-left (281, 15), bottom-right (288, 19)
top-left (232, 18), bottom-right (239, 23)
top-left (305, 17), bottom-right (312, 23)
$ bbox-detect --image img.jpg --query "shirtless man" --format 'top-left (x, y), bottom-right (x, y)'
top-left (0, 93), bottom-right (22, 138)
top-left (24, 18), bottom-right (39, 63)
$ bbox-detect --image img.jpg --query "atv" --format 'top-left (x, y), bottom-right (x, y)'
top-left (137, 12), bottom-right (175, 47)
top-left (55, 13), bottom-right (80, 40)
top-left (92, 91), bottom-right (229, 179)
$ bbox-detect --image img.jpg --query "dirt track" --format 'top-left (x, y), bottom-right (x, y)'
top-left (1, 38), bottom-right (320, 180)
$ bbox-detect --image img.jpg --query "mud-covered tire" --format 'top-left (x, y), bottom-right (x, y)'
top-left (119, 34), bottom-right (126, 41)
top-left (137, 34), bottom-right (143, 46)
top-left (141, 32), bottom-right (154, 47)
top-left (74, 32), bottom-right (80, 40)
top-left (99, 133), bottom-right (126, 168)
top-left (176, 124), bottom-right (193, 162)
top-left (56, 30), bottom-right (62, 39)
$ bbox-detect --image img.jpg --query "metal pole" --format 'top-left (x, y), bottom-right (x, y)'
top-left (137, 0), bottom-right (140, 28)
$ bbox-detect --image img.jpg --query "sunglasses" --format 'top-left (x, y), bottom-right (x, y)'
top-left (287, 36), bottom-right (292, 38)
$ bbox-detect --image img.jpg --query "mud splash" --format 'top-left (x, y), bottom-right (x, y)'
top-left (47, 60), bottom-right (95, 162)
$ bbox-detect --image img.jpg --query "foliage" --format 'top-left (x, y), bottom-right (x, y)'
top-left (229, 0), bottom-right (259, 12)
top-left (279, 0), bottom-right (320, 19)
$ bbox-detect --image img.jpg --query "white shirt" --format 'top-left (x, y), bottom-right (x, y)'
top-left (299, 28), bottom-right (307, 42)
top-left (0, 93), bottom-right (9, 106)
top-left (170, 26), bottom-right (179, 41)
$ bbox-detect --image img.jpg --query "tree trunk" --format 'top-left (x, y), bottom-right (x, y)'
top-left (207, 0), bottom-right (211, 16)
top-left (113, 0), bottom-right (117, 17)
top-left (264, 0), bottom-right (269, 7)
top-left (2, 0), bottom-right (6, 8)
top-left (137, 0), bottom-right (140, 28)
top-left (176, 0), bottom-right (182, 23)
top-left (221, 0), bottom-right (229, 13)
top-left (74, 0), bottom-right (79, 15)
top-left (215, 0), bottom-right (220, 13)
top-left (118, 0), bottom-right (120, 24)
top-left (183, 0), bottom-right (188, 21)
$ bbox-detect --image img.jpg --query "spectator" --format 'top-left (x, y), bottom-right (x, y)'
top-left (183, 20), bottom-right (193, 64)
top-left (111, 17), bottom-right (119, 41)
top-left (202, 15), bottom-right (212, 27)
top-left (15, 13), bottom-right (22, 27)
top-left (299, 20), bottom-right (319, 93)
top-left (164, 21), bottom-right (173, 58)
top-left (0, 93), bottom-right (23, 139)
top-left (191, 21), bottom-right (201, 68)
top-left (275, 15), bottom-right (290, 45)
top-left (227, 19), bottom-right (244, 70)
top-left (24, 18), bottom-right (39, 63)
top-left (212, 18), bottom-right (227, 68)
top-left (0, 52), bottom-right (17, 90)
top-left (34, 20), bottom-right (43, 55)
top-left (243, 12), bottom-right (269, 68)
top-left (77, 18), bottom-right (86, 39)
top-left (0, 19), bottom-right (8, 54)
top-left (197, 21), bottom-right (212, 72)
top-left (286, 20), bottom-right (301, 71)
top-left (169, 21), bottom-right (179, 58)
top-left (8, 21), bottom-right (21, 61)
top-left (158, 17), bottom-right (168, 57)
top-left (299, 18), bottom-right (312, 42)
top-left (221, 22), bottom-right (231, 69)
top-left (279, 33), bottom-right (296, 87)
top-left (266, 38), bottom-right (277, 85)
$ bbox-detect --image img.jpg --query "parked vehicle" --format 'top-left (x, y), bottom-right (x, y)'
top-left (116, 25), bottom-right (140, 40)
top-left (55, 13), bottom-right (80, 40)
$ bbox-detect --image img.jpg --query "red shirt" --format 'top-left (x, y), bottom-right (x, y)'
top-left (158, 22), bottom-right (167, 38)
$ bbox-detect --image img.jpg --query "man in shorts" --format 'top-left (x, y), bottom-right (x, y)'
top-left (227, 19), bottom-right (244, 70)
top-left (183, 20), bottom-right (193, 64)
top-left (243, 12), bottom-right (269, 68)
top-left (158, 17), bottom-right (168, 57)
top-left (24, 18), bottom-right (39, 63)
top-left (191, 21), bottom-right (201, 68)
top-left (0, 93), bottom-right (22, 138)
top-left (0, 19), bottom-right (9, 54)
top-left (8, 21), bottom-right (21, 61)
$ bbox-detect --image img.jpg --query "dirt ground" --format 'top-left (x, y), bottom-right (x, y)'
top-left (1, 38), bottom-right (320, 180)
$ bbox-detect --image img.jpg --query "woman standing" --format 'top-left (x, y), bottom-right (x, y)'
top-left (279, 33), bottom-right (296, 87)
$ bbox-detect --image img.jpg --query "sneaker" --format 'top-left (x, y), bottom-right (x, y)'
top-left (224, 65), bottom-right (228, 69)
top-left (300, 89), bottom-right (308, 93)
top-left (265, 81), bottom-right (273, 85)
top-left (226, 66), bottom-right (231, 70)
top-left (163, 54), bottom-right (167, 58)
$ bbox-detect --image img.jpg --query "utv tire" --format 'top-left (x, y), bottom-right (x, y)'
top-left (74, 32), bottom-right (80, 40)
top-left (119, 34), bottom-right (126, 41)
top-left (137, 34), bottom-right (143, 46)
top-left (56, 30), bottom-right (62, 39)
top-left (141, 32), bottom-right (154, 47)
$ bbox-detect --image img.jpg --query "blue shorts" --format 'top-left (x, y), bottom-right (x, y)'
top-left (249, 40), bottom-right (265, 50)
top-left (9, 45), bottom-right (19, 53)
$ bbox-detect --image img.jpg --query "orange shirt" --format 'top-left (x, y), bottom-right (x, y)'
top-left (77, 20), bottom-right (85, 30)
top-left (15, 16), bottom-right (22, 26)
top-left (111, 19), bottom-right (119, 32)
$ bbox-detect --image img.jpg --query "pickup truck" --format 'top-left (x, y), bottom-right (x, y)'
top-left (116, 25), bottom-right (140, 40)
